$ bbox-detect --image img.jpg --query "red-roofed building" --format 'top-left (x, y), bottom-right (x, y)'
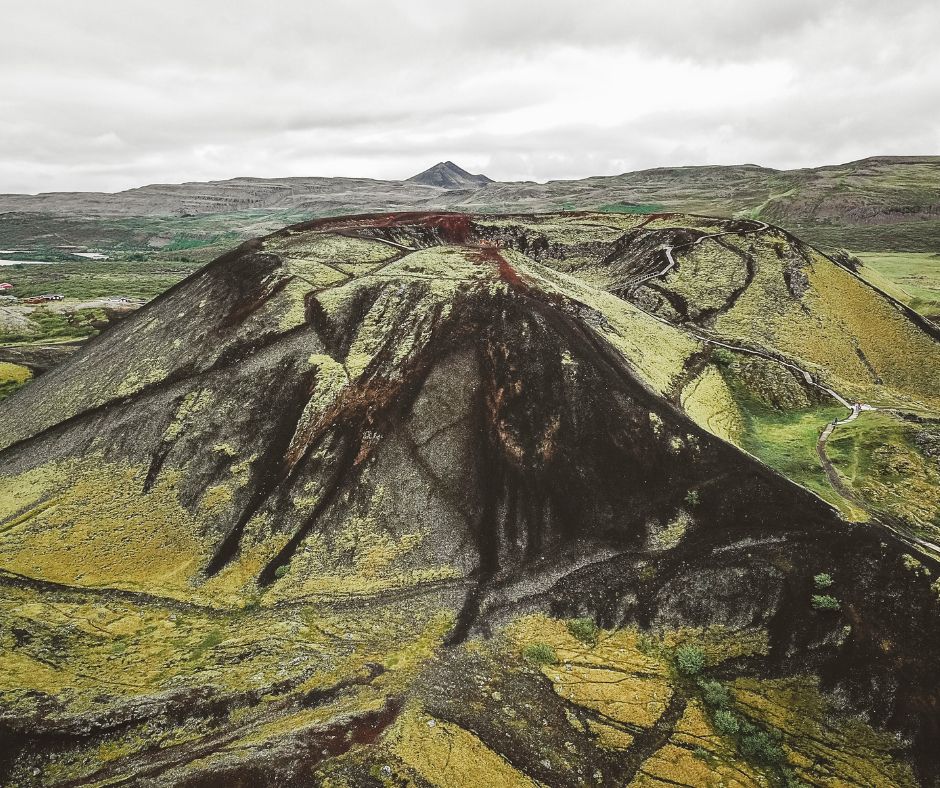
top-left (0, 283), bottom-right (13, 291)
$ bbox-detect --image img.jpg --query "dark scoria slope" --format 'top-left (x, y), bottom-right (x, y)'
top-left (0, 212), bottom-right (938, 785)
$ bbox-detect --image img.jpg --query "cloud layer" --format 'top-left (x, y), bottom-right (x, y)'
top-left (2, 0), bottom-right (938, 193)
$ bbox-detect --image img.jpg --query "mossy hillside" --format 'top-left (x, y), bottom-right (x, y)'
top-left (506, 617), bottom-right (912, 787)
top-left (197, 441), bottom-right (471, 607)
top-left (716, 350), bottom-right (827, 412)
top-left (312, 245), bottom-right (494, 382)
top-left (312, 238), bottom-right (699, 405)
top-left (0, 575), bottom-right (457, 785)
top-left (695, 351), bottom-right (862, 516)
top-left (853, 251), bottom-right (940, 319)
top-left (707, 238), bottom-right (940, 409)
top-left (662, 235), bottom-right (750, 322)
top-left (0, 360), bottom-right (31, 400)
top-left (680, 364), bottom-right (745, 445)
top-left (2, 219), bottom-right (930, 605)
top-left (728, 677), bottom-right (916, 787)
top-left (714, 344), bottom-right (940, 534)
top-left (260, 499), bottom-right (464, 601)
top-left (0, 458), bottom-right (206, 596)
top-left (378, 244), bottom-right (494, 284)
top-left (133, 608), bottom-right (456, 786)
top-left (263, 231), bottom-right (400, 269)
top-left (503, 249), bottom-right (702, 396)
top-left (0, 248), bottom-right (306, 451)
top-left (312, 615), bottom-right (913, 787)
top-left (732, 397), bottom-right (861, 517)
top-left (384, 707), bottom-right (538, 788)
top-left (0, 238), bottom-right (713, 612)
top-left (826, 411), bottom-right (940, 535)
top-left (801, 252), bottom-right (940, 407)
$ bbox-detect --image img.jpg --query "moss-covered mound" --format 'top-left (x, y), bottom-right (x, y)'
top-left (0, 212), bottom-right (938, 786)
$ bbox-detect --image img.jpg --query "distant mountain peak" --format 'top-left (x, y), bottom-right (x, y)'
top-left (406, 161), bottom-right (493, 189)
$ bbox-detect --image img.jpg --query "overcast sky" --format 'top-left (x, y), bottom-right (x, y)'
top-left (2, 0), bottom-right (939, 193)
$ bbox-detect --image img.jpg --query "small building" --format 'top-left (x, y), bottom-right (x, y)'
top-left (0, 283), bottom-right (13, 291)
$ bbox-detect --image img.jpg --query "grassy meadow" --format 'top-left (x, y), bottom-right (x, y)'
top-left (853, 251), bottom-right (940, 319)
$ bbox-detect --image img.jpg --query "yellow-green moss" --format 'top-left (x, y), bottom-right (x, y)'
top-left (0, 458), bottom-right (204, 596)
top-left (681, 365), bottom-right (745, 444)
top-left (386, 707), bottom-right (538, 788)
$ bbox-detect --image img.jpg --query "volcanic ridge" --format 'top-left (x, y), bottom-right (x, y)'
top-left (0, 211), bottom-right (938, 786)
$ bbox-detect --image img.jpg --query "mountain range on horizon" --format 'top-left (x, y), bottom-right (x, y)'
top-left (2, 157), bottom-right (939, 285)
top-left (4, 155), bottom-right (940, 200)
top-left (2, 155), bottom-right (939, 224)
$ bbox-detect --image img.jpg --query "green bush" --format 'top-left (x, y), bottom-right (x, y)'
top-left (782, 769), bottom-right (811, 788)
top-left (813, 573), bottom-right (834, 589)
top-left (636, 633), bottom-right (658, 656)
top-left (522, 643), bottom-right (558, 665)
top-left (566, 617), bottom-right (599, 646)
top-left (684, 489), bottom-right (700, 507)
top-left (712, 709), bottom-right (740, 736)
top-left (811, 594), bottom-right (840, 611)
top-left (675, 644), bottom-right (706, 676)
top-left (739, 730), bottom-right (785, 764)
top-left (274, 564), bottom-right (290, 579)
top-left (697, 678), bottom-right (731, 708)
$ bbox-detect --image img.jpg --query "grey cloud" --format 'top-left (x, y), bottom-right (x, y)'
top-left (1, 0), bottom-right (938, 193)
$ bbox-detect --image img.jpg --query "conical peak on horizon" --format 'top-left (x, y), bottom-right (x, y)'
top-left (406, 161), bottom-right (494, 189)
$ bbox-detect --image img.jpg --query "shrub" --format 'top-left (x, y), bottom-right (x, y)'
top-left (636, 634), bottom-right (658, 656)
top-left (684, 489), bottom-right (700, 507)
top-left (698, 678), bottom-right (731, 708)
top-left (566, 617), bottom-right (599, 647)
top-left (675, 644), bottom-right (706, 676)
top-left (739, 730), bottom-right (785, 764)
top-left (737, 717), bottom-right (757, 737)
top-left (692, 747), bottom-right (710, 760)
top-left (782, 769), bottom-right (811, 788)
top-left (274, 564), bottom-right (290, 579)
top-left (522, 643), bottom-right (558, 665)
top-left (813, 573), bottom-right (833, 589)
top-left (712, 709), bottom-right (740, 736)
top-left (811, 594), bottom-right (840, 611)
